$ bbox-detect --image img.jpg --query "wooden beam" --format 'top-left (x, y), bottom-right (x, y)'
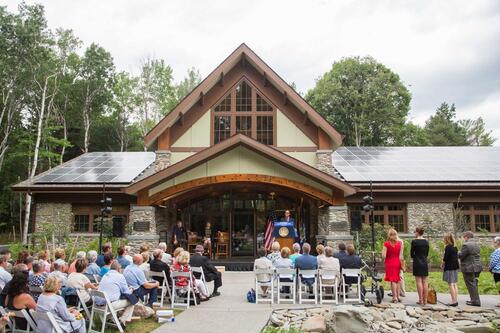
top-left (219, 72), bottom-right (224, 87)
top-left (283, 91), bottom-right (288, 106)
top-left (198, 92), bottom-right (204, 106)
top-left (157, 128), bottom-right (170, 150)
top-left (178, 112), bottom-right (184, 126)
top-left (318, 128), bottom-right (332, 150)
top-left (302, 111), bottom-right (308, 125)
top-left (137, 189), bottom-right (149, 206)
top-left (241, 53), bottom-right (246, 68)
top-left (263, 72), bottom-right (268, 87)
top-left (147, 174), bottom-right (336, 206)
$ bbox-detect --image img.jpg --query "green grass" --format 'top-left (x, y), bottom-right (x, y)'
top-left (99, 309), bottom-right (183, 333)
top-left (377, 271), bottom-right (498, 295)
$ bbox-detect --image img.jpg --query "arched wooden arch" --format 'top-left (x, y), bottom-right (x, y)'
top-left (139, 174), bottom-right (343, 206)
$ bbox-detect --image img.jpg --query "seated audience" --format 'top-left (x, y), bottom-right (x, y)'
top-left (96, 243), bottom-right (112, 267)
top-left (0, 255), bottom-right (12, 289)
top-left (0, 249), bottom-right (12, 272)
top-left (16, 250), bottom-right (30, 265)
top-left (68, 251), bottom-right (86, 274)
top-left (334, 242), bottom-right (348, 264)
top-left (267, 241), bottom-right (282, 266)
top-left (85, 250), bottom-right (100, 276)
top-left (140, 244), bottom-right (150, 253)
top-left (150, 249), bottom-right (171, 286)
top-left (38, 250), bottom-right (51, 273)
top-left (274, 247), bottom-right (294, 293)
top-left (171, 251), bottom-right (209, 300)
top-left (190, 245), bottom-right (222, 297)
top-left (318, 246), bottom-right (341, 282)
top-left (28, 260), bottom-right (46, 301)
top-left (23, 255), bottom-right (34, 272)
top-left (139, 252), bottom-right (150, 272)
top-left (0, 264), bottom-right (28, 306)
top-left (116, 246), bottom-right (131, 269)
top-left (342, 244), bottom-right (363, 284)
top-left (67, 258), bottom-right (97, 306)
top-left (50, 259), bottom-right (68, 286)
top-left (37, 275), bottom-right (86, 333)
top-left (158, 242), bottom-right (172, 265)
top-left (96, 261), bottom-right (135, 327)
top-left (289, 243), bottom-right (302, 265)
top-left (172, 247), bottom-right (184, 265)
top-left (5, 271), bottom-right (37, 330)
top-left (254, 247), bottom-right (272, 294)
top-left (124, 246), bottom-right (133, 263)
top-left (295, 243), bottom-right (317, 286)
top-left (99, 253), bottom-right (114, 277)
top-left (54, 248), bottom-right (66, 262)
top-left (316, 244), bottom-right (326, 265)
top-left (123, 254), bottom-right (159, 307)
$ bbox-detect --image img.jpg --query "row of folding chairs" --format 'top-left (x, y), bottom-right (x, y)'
top-left (254, 268), bottom-right (362, 305)
top-left (0, 305), bottom-right (63, 333)
top-left (169, 266), bottom-right (210, 309)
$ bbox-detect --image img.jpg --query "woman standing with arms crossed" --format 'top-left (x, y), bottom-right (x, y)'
top-left (382, 229), bottom-right (404, 303)
top-left (411, 227), bottom-right (429, 305)
top-left (442, 233), bottom-right (459, 306)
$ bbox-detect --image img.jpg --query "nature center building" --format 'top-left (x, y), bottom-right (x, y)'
top-left (13, 44), bottom-right (500, 260)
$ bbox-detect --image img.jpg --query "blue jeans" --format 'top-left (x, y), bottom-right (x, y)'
top-left (134, 286), bottom-right (158, 306)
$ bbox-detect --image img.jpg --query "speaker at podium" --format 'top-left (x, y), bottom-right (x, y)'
top-left (272, 221), bottom-right (297, 250)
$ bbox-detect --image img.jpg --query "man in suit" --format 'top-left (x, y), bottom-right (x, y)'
top-left (459, 231), bottom-right (482, 306)
top-left (295, 243), bottom-right (317, 288)
top-left (150, 249), bottom-right (171, 287)
top-left (334, 243), bottom-right (348, 266)
top-left (190, 245), bottom-right (222, 297)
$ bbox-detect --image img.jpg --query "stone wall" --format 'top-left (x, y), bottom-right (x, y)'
top-left (154, 151), bottom-right (171, 173)
top-left (34, 202), bottom-right (73, 237)
top-left (316, 205), bottom-right (353, 248)
top-left (407, 202), bottom-right (454, 234)
top-left (127, 205), bottom-right (159, 251)
top-left (316, 150), bottom-right (334, 174)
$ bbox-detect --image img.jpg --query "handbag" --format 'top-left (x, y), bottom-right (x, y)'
top-left (427, 285), bottom-right (437, 304)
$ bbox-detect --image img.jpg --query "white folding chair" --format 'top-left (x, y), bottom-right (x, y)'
top-left (342, 268), bottom-right (362, 303)
top-left (191, 266), bottom-right (209, 294)
top-left (88, 290), bottom-right (124, 333)
top-left (171, 271), bottom-right (198, 309)
top-left (318, 269), bottom-right (339, 304)
top-left (76, 289), bottom-right (92, 321)
top-left (148, 270), bottom-right (172, 307)
top-left (254, 269), bottom-right (274, 304)
top-left (92, 274), bottom-right (102, 283)
top-left (298, 269), bottom-right (318, 304)
top-left (29, 309), bottom-right (63, 333)
top-left (0, 306), bottom-right (14, 332)
top-left (276, 268), bottom-right (296, 304)
top-left (6, 309), bottom-right (37, 333)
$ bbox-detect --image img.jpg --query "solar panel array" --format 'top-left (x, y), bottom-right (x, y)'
top-left (34, 152), bottom-right (156, 184)
top-left (332, 146), bottom-right (500, 182)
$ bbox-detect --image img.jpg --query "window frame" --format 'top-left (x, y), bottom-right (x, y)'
top-left (211, 78), bottom-right (276, 146)
top-left (456, 203), bottom-right (500, 232)
top-left (72, 205), bottom-right (129, 233)
top-left (348, 203), bottom-right (407, 233)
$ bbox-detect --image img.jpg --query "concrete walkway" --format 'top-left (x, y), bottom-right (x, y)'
top-left (153, 272), bottom-right (500, 333)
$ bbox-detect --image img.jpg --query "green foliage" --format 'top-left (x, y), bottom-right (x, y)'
top-left (262, 327), bottom-right (305, 333)
top-left (460, 117), bottom-right (496, 146)
top-left (480, 243), bottom-right (494, 267)
top-left (424, 103), bottom-right (467, 146)
top-left (356, 223), bottom-right (392, 255)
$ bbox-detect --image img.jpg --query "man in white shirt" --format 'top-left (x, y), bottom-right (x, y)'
top-left (0, 255), bottom-right (12, 289)
top-left (158, 242), bottom-right (172, 265)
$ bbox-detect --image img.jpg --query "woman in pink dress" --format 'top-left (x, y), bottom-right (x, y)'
top-left (382, 228), bottom-right (404, 303)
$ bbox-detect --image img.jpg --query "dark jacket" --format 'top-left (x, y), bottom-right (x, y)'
top-left (458, 239), bottom-right (482, 273)
top-left (295, 253), bottom-right (318, 270)
top-left (334, 251), bottom-right (348, 262)
top-left (189, 253), bottom-right (218, 280)
top-left (341, 254), bottom-right (363, 269)
top-left (443, 244), bottom-right (460, 271)
top-left (150, 258), bottom-right (171, 285)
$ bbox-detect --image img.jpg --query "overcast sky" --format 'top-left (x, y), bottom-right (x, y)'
top-left (6, 0), bottom-right (500, 144)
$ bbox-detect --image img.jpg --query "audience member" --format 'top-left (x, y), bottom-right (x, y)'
top-left (171, 251), bottom-right (208, 300)
top-left (0, 255), bottom-right (12, 289)
top-left (0, 264), bottom-right (28, 306)
top-left (50, 259), bottom-right (68, 286)
top-left (38, 250), bottom-right (51, 273)
top-left (85, 251), bottom-right (100, 276)
top-left (0, 249), bottom-right (12, 272)
top-left (123, 254), bottom-right (159, 307)
top-left (318, 246), bottom-right (340, 282)
top-left (67, 258), bottom-right (97, 306)
top-left (23, 255), bottom-right (34, 272)
top-left (37, 275), bottom-right (86, 333)
top-left (139, 252), bottom-right (150, 272)
top-left (274, 247), bottom-right (294, 293)
top-left (316, 244), bottom-right (325, 266)
top-left (139, 244), bottom-right (150, 253)
top-left (334, 242), bottom-right (348, 263)
top-left (382, 229), bottom-right (403, 303)
top-left (96, 261), bottom-right (135, 327)
top-left (150, 249), bottom-right (171, 287)
top-left (96, 243), bottom-right (112, 267)
top-left (124, 246), bottom-right (133, 263)
top-left (442, 233), bottom-right (459, 307)
top-left (28, 260), bottom-right (46, 301)
top-left (16, 250), bottom-right (30, 265)
top-left (68, 251), bottom-right (86, 274)
top-left (172, 247), bottom-right (184, 265)
top-left (116, 246), bottom-right (131, 269)
top-left (490, 236), bottom-right (500, 307)
top-left (158, 242), bottom-right (172, 265)
top-left (411, 227), bottom-right (430, 305)
top-left (459, 231), bottom-right (482, 307)
top-left (295, 243), bottom-right (317, 287)
top-left (190, 245), bottom-right (222, 297)
top-left (267, 241), bottom-right (281, 266)
top-left (54, 248), bottom-right (66, 261)
top-left (5, 272), bottom-right (36, 330)
top-left (99, 253), bottom-right (114, 277)
top-left (254, 247), bottom-right (272, 294)
top-left (290, 243), bottom-right (302, 265)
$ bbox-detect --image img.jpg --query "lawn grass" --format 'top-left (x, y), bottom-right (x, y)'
top-left (378, 271), bottom-right (498, 295)
top-left (101, 309), bottom-right (184, 333)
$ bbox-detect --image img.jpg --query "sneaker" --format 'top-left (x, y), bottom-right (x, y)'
top-left (211, 291), bottom-right (221, 297)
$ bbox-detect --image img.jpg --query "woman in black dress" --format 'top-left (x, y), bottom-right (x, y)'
top-left (441, 233), bottom-right (459, 306)
top-left (411, 227), bottom-right (429, 305)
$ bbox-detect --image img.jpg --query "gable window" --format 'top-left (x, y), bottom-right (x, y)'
top-left (213, 80), bottom-right (275, 145)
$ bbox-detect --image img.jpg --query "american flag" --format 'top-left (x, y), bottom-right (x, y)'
top-left (264, 210), bottom-right (277, 251)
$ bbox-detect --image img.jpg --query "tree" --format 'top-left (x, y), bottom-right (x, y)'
top-left (110, 72), bottom-right (139, 151)
top-left (424, 103), bottom-right (467, 146)
top-left (175, 67), bottom-right (202, 101)
top-left (392, 122), bottom-right (430, 146)
top-left (306, 56), bottom-right (411, 146)
top-left (460, 117), bottom-right (496, 146)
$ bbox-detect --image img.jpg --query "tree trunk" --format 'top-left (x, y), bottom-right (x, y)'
top-left (60, 116), bottom-right (67, 165)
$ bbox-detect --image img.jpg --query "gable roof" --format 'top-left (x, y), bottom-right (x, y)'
top-left (125, 134), bottom-right (356, 196)
top-left (144, 43), bottom-right (343, 147)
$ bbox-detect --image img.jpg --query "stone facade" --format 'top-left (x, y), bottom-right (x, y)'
top-left (316, 205), bottom-right (353, 247)
top-left (127, 205), bottom-right (159, 251)
top-left (34, 203), bottom-right (73, 241)
top-left (316, 150), bottom-right (334, 174)
top-left (407, 202), bottom-right (454, 235)
top-left (154, 151), bottom-right (171, 173)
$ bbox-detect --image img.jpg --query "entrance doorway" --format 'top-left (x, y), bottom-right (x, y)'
top-left (232, 211), bottom-right (254, 257)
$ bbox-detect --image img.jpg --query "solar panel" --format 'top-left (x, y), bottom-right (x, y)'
top-left (332, 146), bottom-right (500, 182)
top-left (34, 152), bottom-right (156, 184)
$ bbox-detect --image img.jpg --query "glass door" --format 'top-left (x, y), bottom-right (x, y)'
top-left (231, 211), bottom-right (255, 257)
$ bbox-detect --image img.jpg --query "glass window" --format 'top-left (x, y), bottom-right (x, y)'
top-left (214, 116), bottom-right (231, 144)
top-left (235, 81), bottom-right (251, 112)
top-left (374, 205), bottom-right (385, 211)
top-left (474, 205), bottom-right (490, 211)
top-left (256, 116), bottom-right (273, 145)
top-left (74, 215), bottom-right (89, 232)
top-left (236, 116), bottom-right (252, 137)
top-left (475, 214), bottom-right (491, 232)
top-left (388, 215), bottom-right (405, 232)
top-left (214, 94), bottom-right (231, 112)
top-left (388, 204), bottom-right (404, 211)
top-left (256, 94), bottom-right (273, 112)
top-left (373, 215), bottom-right (384, 224)
top-left (495, 215), bottom-right (500, 233)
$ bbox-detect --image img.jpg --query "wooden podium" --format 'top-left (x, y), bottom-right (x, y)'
top-left (277, 237), bottom-right (294, 250)
top-left (273, 221), bottom-right (297, 250)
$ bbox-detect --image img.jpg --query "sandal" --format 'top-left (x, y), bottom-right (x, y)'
top-left (391, 299), bottom-right (398, 303)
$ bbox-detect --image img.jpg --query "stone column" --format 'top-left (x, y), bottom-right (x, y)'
top-left (316, 150), bottom-right (334, 174)
top-left (316, 204), bottom-right (353, 248)
top-left (154, 150), bottom-right (171, 173)
top-left (127, 205), bottom-right (159, 252)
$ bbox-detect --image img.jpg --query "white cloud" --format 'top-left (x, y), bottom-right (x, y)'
top-left (5, 0), bottom-right (500, 143)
